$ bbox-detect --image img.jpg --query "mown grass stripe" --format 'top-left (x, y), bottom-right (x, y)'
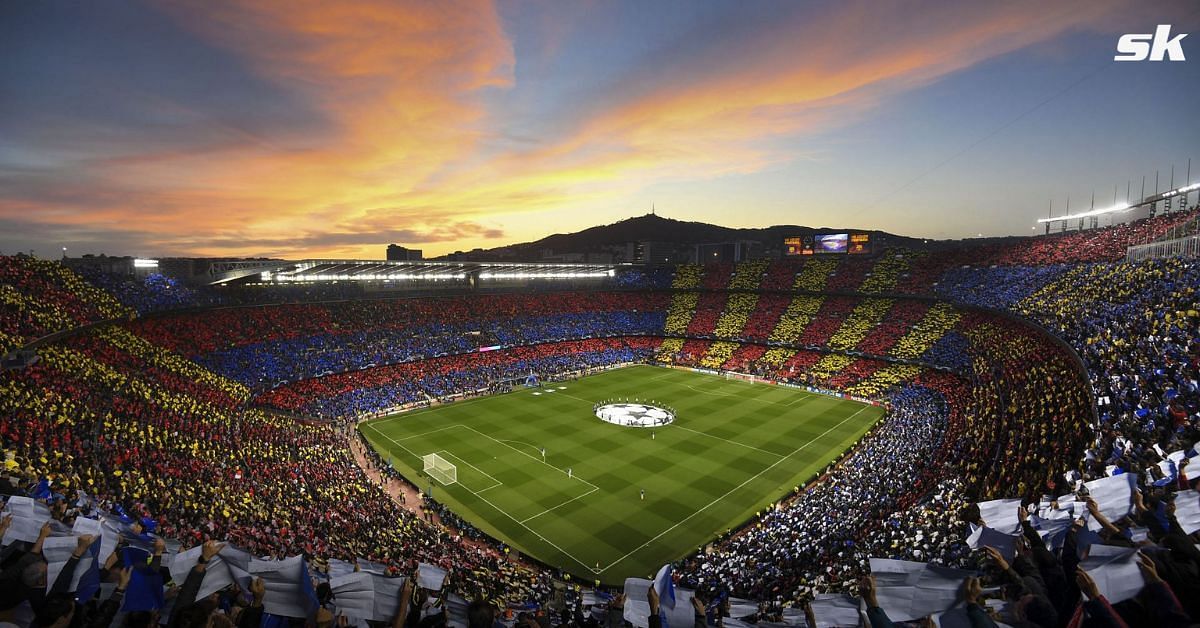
top-left (360, 364), bottom-right (882, 582)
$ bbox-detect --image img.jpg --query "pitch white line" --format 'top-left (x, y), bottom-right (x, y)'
top-left (365, 422), bottom-right (421, 461)
top-left (458, 425), bottom-right (600, 492)
top-left (396, 424), bottom-right (463, 441)
top-left (544, 390), bottom-right (595, 405)
top-left (436, 450), bottom-right (502, 492)
top-left (368, 424), bottom-right (506, 493)
top-left (497, 439), bottom-right (545, 458)
top-left (519, 486), bottom-right (600, 524)
top-left (671, 425), bottom-right (785, 458)
top-left (786, 395), bottom-right (814, 407)
top-left (597, 403), bottom-right (876, 574)
top-left (367, 422), bottom-right (600, 573)
top-left (458, 480), bottom-right (598, 574)
top-left (367, 393), bottom-right (496, 425)
top-left (683, 384), bottom-right (808, 407)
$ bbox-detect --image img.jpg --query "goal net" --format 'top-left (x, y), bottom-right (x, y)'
top-left (422, 453), bottom-right (458, 485)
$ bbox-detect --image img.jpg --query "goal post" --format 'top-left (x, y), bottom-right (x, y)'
top-left (422, 453), bottom-right (458, 485)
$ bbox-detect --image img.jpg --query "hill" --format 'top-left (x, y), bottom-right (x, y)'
top-left (431, 214), bottom-right (920, 261)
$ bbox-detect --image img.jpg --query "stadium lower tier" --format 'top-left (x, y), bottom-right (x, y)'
top-left (119, 290), bottom-right (990, 395)
top-left (18, 208), bottom-right (1190, 326)
top-left (0, 268), bottom-right (1098, 600)
top-left (256, 337), bottom-right (664, 417)
top-left (1, 223), bottom-right (1198, 611)
top-left (2, 307), bottom-right (1087, 583)
top-left (247, 329), bottom-right (991, 423)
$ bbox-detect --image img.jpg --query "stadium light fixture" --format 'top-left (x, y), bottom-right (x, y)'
top-left (478, 270), bottom-right (613, 280)
top-left (1161, 182), bottom-right (1200, 199)
top-left (1036, 203), bottom-right (1130, 223)
top-left (133, 258), bottom-right (159, 268)
top-left (272, 272), bottom-right (466, 282)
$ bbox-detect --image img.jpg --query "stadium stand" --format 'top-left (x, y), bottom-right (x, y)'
top-left (1, 205), bottom-right (1199, 627)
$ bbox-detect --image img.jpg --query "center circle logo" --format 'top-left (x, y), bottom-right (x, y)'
top-left (593, 400), bottom-right (675, 428)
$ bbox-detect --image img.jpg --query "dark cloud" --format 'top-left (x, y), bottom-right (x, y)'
top-left (0, 1), bottom-right (332, 167)
top-left (0, 215), bottom-right (505, 259)
top-left (190, 222), bottom-right (507, 253)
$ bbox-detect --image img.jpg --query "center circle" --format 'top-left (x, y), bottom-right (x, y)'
top-left (593, 401), bottom-right (675, 428)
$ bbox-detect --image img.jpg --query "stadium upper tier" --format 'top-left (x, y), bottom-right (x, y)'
top-left (0, 206), bottom-right (1197, 604)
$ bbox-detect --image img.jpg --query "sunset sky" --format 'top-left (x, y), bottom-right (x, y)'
top-left (1, 0), bottom-right (1198, 259)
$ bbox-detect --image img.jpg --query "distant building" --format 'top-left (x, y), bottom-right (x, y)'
top-left (64, 254), bottom-right (166, 278)
top-left (635, 241), bottom-right (693, 264)
top-left (386, 244), bottom-right (423, 261)
top-left (695, 240), bottom-right (762, 263)
top-left (610, 243), bottom-right (637, 264)
top-left (538, 250), bottom-right (586, 263)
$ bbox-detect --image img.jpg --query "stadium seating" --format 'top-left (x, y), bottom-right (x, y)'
top-left (711, 292), bottom-right (758, 339)
top-left (684, 291), bottom-right (727, 336)
top-left (699, 263), bottom-right (734, 289)
top-left (2, 205), bottom-right (1199, 623)
top-left (257, 337), bottom-right (661, 418)
top-left (0, 255), bottom-right (132, 353)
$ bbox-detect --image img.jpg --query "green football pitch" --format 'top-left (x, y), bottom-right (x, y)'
top-left (360, 364), bottom-right (883, 583)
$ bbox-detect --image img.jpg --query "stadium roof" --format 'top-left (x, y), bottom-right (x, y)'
top-left (220, 259), bottom-right (623, 285)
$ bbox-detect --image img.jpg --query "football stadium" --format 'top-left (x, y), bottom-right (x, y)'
top-left (2, 2), bottom-right (1199, 628)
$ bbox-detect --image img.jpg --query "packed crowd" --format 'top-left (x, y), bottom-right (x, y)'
top-left (677, 207), bottom-right (1199, 299)
top-left (118, 281), bottom-right (1000, 410)
top-left (844, 251), bottom-right (1200, 627)
top-left (923, 257), bottom-right (1200, 486)
top-left (0, 321), bottom-right (546, 609)
top-left (0, 484), bottom-right (556, 628)
top-left (73, 268), bottom-right (223, 315)
top-left (3, 204), bottom-right (1200, 626)
top-left (658, 290), bottom-right (971, 376)
top-left (937, 258), bottom-right (1200, 484)
top-left (688, 253), bottom-right (1200, 625)
top-left (665, 312), bottom-right (1094, 607)
top-left (126, 292), bottom-right (670, 390)
top-left (257, 338), bottom-right (662, 419)
top-left (65, 265), bottom-right (674, 316)
top-left (0, 255), bottom-right (132, 354)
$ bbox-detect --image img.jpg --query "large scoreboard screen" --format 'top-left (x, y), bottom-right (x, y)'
top-left (784, 233), bottom-right (871, 255)
top-left (847, 233), bottom-right (870, 254)
top-left (815, 233), bottom-right (848, 253)
top-left (783, 236), bottom-right (806, 256)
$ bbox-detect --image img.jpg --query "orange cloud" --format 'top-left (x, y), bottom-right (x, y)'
top-left (460, 1), bottom-right (1130, 196)
top-left (12, 0), bottom-right (517, 257)
top-left (308, 0), bottom-right (1129, 255)
top-left (2, 0), bottom-right (1151, 258)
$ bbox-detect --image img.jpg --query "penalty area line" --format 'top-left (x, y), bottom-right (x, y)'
top-left (367, 423), bottom-right (595, 573)
top-left (458, 424), bottom-right (600, 492)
